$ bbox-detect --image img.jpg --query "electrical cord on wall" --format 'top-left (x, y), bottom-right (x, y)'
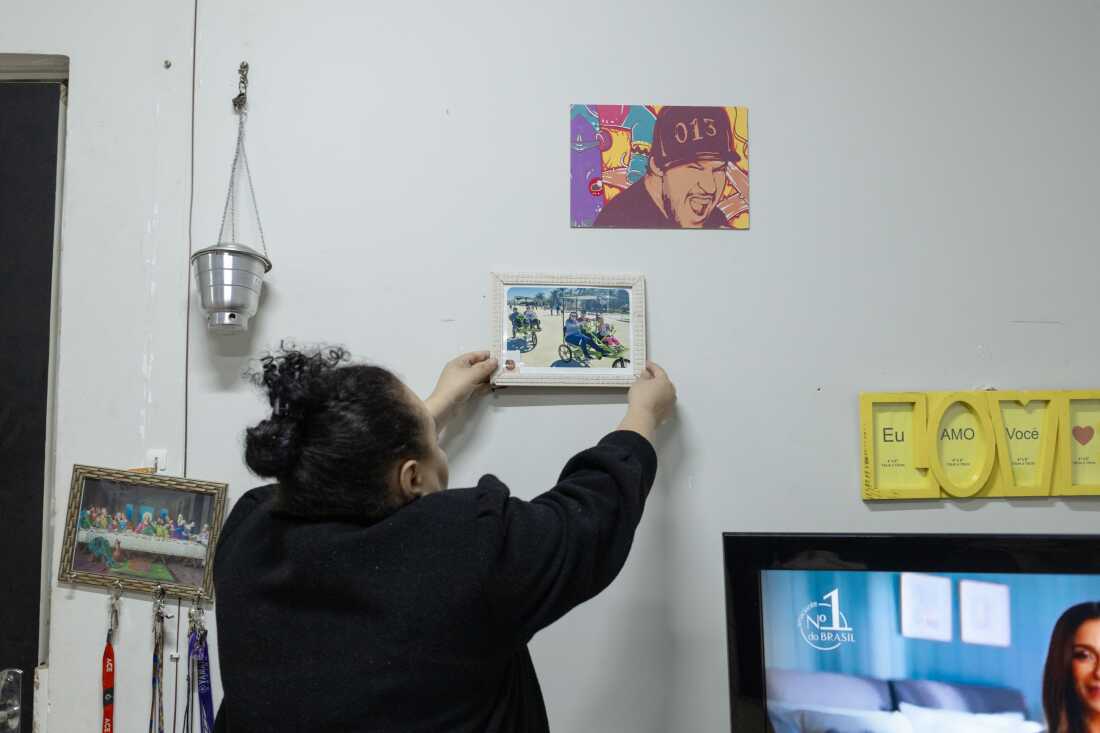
top-left (182, 0), bottom-right (198, 482)
top-left (174, 1), bottom-right (200, 729)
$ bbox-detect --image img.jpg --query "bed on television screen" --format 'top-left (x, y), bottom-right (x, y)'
top-left (722, 534), bottom-right (1100, 733)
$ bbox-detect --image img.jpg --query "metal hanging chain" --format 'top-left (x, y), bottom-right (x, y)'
top-left (238, 122), bottom-right (268, 255)
top-left (232, 62), bottom-right (248, 112)
top-left (216, 61), bottom-right (269, 258)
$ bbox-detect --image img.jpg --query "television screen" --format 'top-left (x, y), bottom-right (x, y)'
top-left (723, 534), bottom-right (1100, 733)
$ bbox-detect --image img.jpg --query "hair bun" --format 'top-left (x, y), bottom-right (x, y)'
top-left (244, 416), bottom-right (302, 478)
top-left (244, 344), bottom-right (350, 479)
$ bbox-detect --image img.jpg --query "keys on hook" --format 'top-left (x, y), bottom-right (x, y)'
top-left (188, 590), bottom-right (207, 633)
top-left (107, 582), bottom-right (122, 643)
top-left (152, 585), bottom-right (174, 622)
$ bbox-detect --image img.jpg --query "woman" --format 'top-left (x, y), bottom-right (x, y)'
top-left (595, 316), bottom-right (621, 348)
top-left (564, 312), bottom-right (610, 360)
top-left (213, 347), bottom-right (676, 732)
top-left (1044, 602), bottom-right (1100, 732)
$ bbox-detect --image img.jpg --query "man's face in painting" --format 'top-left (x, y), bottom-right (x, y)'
top-left (656, 157), bottom-right (727, 228)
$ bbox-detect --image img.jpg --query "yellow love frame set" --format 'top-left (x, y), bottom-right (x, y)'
top-left (860, 391), bottom-right (1100, 500)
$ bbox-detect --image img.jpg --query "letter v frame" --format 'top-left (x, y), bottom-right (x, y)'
top-left (1055, 390), bottom-right (1100, 497)
top-left (927, 392), bottom-right (997, 498)
top-left (986, 390), bottom-right (1061, 497)
top-left (860, 392), bottom-right (937, 501)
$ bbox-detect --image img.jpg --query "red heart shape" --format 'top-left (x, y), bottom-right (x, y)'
top-left (1073, 425), bottom-right (1095, 446)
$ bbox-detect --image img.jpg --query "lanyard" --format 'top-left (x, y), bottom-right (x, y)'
top-left (185, 630), bottom-right (215, 732)
top-left (183, 602), bottom-right (214, 733)
top-left (103, 584), bottom-right (120, 733)
top-left (149, 590), bottom-right (168, 733)
top-left (102, 637), bottom-right (115, 733)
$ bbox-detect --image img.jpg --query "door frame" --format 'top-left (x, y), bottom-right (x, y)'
top-left (0, 53), bottom-right (70, 720)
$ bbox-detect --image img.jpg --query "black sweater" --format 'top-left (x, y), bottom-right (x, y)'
top-left (212, 430), bottom-right (657, 732)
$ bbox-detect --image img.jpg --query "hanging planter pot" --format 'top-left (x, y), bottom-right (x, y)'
top-left (192, 62), bottom-right (273, 333)
top-left (191, 242), bottom-right (271, 331)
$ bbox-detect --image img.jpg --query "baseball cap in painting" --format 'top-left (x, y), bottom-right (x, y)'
top-left (651, 106), bottom-right (741, 171)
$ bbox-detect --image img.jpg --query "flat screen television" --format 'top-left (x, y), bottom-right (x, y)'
top-left (723, 533), bottom-right (1100, 733)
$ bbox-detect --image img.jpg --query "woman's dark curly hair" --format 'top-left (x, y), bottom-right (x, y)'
top-left (244, 345), bottom-right (426, 520)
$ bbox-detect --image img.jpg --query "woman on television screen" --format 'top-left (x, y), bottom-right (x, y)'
top-left (1043, 602), bottom-right (1100, 732)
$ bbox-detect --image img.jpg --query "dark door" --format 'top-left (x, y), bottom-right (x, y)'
top-left (0, 81), bottom-right (63, 729)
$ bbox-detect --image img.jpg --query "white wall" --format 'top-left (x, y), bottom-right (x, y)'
top-left (9, 0), bottom-right (1100, 731)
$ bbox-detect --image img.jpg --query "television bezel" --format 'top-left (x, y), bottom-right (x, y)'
top-left (723, 532), bottom-right (1100, 732)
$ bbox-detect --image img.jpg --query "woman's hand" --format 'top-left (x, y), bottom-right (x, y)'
top-left (425, 351), bottom-right (498, 428)
top-left (618, 361), bottom-right (677, 444)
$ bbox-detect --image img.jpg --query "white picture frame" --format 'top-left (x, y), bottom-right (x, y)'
top-left (900, 572), bottom-right (953, 642)
top-left (959, 580), bottom-right (1011, 647)
top-left (490, 272), bottom-right (646, 388)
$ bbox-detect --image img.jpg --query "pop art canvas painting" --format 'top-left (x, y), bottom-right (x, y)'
top-left (570, 104), bottom-right (749, 230)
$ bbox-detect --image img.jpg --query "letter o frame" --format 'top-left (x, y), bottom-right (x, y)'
top-left (928, 392), bottom-right (996, 498)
